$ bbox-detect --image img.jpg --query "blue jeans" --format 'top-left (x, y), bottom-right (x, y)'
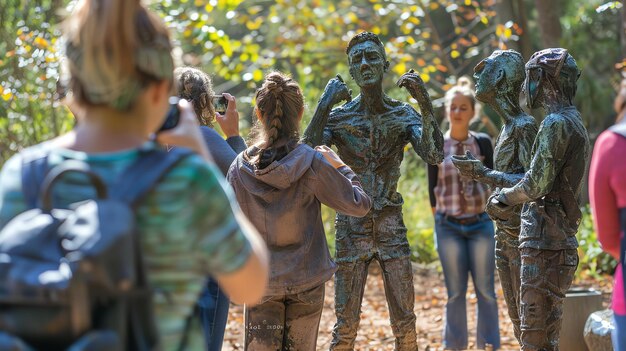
top-left (435, 212), bottom-right (500, 350)
top-left (197, 277), bottom-right (230, 351)
top-left (614, 313), bottom-right (626, 351)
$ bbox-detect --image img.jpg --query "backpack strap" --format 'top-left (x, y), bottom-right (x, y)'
top-left (19, 146), bottom-right (194, 210)
top-left (20, 147), bottom-right (51, 209)
top-left (110, 147), bottom-right (194, 206)
top-left (109, 147), bottom-right (194, 351)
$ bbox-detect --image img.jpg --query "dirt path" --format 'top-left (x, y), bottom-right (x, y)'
top-left (222, 263), bottom-right (611, 351)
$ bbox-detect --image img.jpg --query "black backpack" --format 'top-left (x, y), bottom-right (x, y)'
top-left (0, 147), bottom-right (192, 351)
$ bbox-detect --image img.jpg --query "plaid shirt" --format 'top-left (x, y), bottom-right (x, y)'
top-left (433, 132), bottom-right (491, 217)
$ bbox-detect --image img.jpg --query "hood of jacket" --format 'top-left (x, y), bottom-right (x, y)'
top-left (231, 143), bottom-right (316, 201)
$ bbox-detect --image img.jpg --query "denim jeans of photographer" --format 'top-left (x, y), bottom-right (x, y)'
top-left (198, 277), bottom-right (230, 351)
top-left (435, 212), bottom-right (500, 350)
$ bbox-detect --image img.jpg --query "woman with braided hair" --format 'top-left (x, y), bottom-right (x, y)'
top-left (227, 71), bottom-right (372, 351)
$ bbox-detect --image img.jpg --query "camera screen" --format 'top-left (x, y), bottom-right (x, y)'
top-left (213, 95), bottom-right (228, 113)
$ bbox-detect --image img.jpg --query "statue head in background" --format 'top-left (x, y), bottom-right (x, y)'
top-left (474, 49), bottom-right (525, 106)
top-left (524, 48), bottom-right (580, 110)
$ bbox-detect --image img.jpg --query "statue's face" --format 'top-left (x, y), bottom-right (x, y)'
top-left (473, 57), bottom-right (499, 103)
top-left (348, 41), bottom-right (388, 88)
top-left (523, 67), bottom-right (543, 109)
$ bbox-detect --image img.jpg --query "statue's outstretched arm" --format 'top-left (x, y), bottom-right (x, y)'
top-left (302, 74), bottom-right (351, 147)
top-left (497, 118), bottom-right (568, 206)
top-left (397, 69), bottom-right (444, 165)
top-left (451, 151), bottom-right (524, 188)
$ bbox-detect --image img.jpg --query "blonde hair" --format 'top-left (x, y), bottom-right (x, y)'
top-left (174, 67), bottom-right (215, 126)
top-left (63, 0), bottom-right (174, 110)
top-left (444, 76), bottom-right (476, 110)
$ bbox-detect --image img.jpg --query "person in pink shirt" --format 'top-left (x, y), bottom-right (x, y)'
top-left (589, 85), bottom-right (626, 350)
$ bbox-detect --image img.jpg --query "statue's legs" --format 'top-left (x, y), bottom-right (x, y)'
top-left (331, 207), bottom-right (417, 351)
top-left (519, 248), bottom-right (578, 351)
top-left (330, 259), bottom-right (370, 351)
top-left (374, 207), bottom-right (418, 350)
top-left (495, 234), bottom-right (521, 343)
top-left (378, 256), bottom-right (418, 351)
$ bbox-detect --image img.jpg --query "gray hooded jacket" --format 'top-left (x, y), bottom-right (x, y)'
top-left (227, 143), bottom-right (371, 295)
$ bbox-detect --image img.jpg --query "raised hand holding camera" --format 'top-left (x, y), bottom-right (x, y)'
top-left (156, 99), bottom-right (212, 162)
top-left (215, 93), bottom-right (240, 138)
top-left (212, 94), bottom-right (228, 114)
top-left (158, 97), bottom-right (182, 132)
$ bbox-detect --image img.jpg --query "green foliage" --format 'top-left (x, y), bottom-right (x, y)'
top-left (151, 0), bottom-right (519, 129)
top-left (576, 205), bottom-right (618, 279)
top-left (561, 0), bottom-right (623, 136)
top-left (0, 0), bottom-right (74, 164)
top-left (1, 0), bottom-right (623, 279)
top-left (400, 149), bottom-right (437, 263)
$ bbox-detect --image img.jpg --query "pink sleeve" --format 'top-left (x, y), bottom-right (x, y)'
top-left (589, 131), bottom-right (623, 259)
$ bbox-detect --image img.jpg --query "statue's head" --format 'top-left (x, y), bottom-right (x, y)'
top-left (524, 48), bottom-right (580, 109)
top-left (346, 32), bottom-right (390, 88)
top-left (473, 50), bottom-right (525, 104)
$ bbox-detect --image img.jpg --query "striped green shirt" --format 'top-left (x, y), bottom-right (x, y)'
top-left (0, 141), bottom-right (252, 349)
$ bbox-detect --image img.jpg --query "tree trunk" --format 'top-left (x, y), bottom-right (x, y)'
top-left (494, 0), bottom-right (532, 59)
top-left (515, 0), bottom-right (533, 59)
top-left (494, 0), bottom-right (518, 49)
top-left (622, 0), bottom-right (626, 58)
top-left (534, 0), bottom-right (563, 48)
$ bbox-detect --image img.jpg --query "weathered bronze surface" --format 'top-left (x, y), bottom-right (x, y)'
top-left (302, 32), bottom-right (443, 351)
top-left (454, 48), bottom-right (590, 350)
top-left (451, 49), bottom-right (538, 343)
top-left (493, 48), bottom-right (589, 351)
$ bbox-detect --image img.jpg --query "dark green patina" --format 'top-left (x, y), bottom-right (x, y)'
top-left (302, 32), bottom-right (443, 351)
top-left (456, 48), bottom-right (590, 351)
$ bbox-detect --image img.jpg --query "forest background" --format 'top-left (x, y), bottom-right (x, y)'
top-left (1, 0), bottom-right (623, 278)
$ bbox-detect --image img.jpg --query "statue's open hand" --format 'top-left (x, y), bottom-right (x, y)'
top-left (397, 69), bottom-right (428, 101)
top-left (451, 150), bottom-right (486, 180)
top-left (323, 74), bottom-right (352, 107)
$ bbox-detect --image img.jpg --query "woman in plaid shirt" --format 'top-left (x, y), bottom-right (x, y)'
top-left (427, 77), bottom-right (500, 350)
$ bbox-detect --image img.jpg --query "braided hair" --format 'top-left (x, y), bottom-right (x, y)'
top-left (249, 72), bottom-right (304, 167)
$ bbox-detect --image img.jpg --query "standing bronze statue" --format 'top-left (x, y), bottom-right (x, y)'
top-left (460, 48), bottom-right (589, 350)
top-left (302, 32), bottom-right (444, 351)
top-left (451, 49), bottom-right (538, 343)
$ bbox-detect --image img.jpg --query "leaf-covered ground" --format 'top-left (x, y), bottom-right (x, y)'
top-left (222, 263), bottom-right (613, 351)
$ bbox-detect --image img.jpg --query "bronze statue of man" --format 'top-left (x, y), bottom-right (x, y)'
top-left (472, 48), bottom-right (588, 351)
top-left (302, 32), bottom-right (443, 351)
top-left (451, 49), bottom-right (538, 343)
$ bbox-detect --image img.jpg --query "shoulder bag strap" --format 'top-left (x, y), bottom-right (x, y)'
top-left (110, 147), bottom-right (194, 351)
